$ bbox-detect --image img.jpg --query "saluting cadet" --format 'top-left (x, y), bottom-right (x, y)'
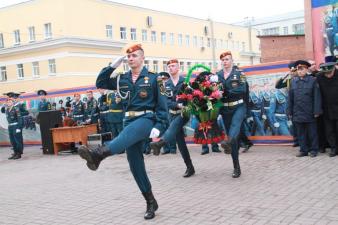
top-left (78, 44), bottom-right (168, 220)
top-left (37, 90), bottom-right (51, 112)
top-left (289, 60), bottom-right (322, 157)
top-left (1, 92), bottom-right (24, 159)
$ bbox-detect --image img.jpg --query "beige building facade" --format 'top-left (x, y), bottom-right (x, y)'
top-left (0, 0), bottom-right (261, 94)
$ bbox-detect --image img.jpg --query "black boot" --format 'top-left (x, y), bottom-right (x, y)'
top-left (329, 148), bottom-right (337, 157)
top-left (221, 139), bottom-right (232, 154)
top-left (78, 145), bottom-right (112, 171)
top-left (8, 153), bottom-right (17, 160)
top-left (149, 139), bottom-right (166, 156)
top-left (12, 153), bottom-right (22, 160)
top-left (232, 160), bottom-right (241, 178)
top-left (183, 163), bottom-right (195, 178)
top-left (142, 191), bottom-right (158, 220)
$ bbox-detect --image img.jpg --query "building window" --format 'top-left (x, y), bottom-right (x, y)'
top-left (130, 28), bottom-right (137, 40)
top-left (0, 33), bottom-right (3, 48)
top-left (17, 64), bottom-right (24, 79)
top-left (207, 38), bottom-right (211, 47)
top-left (106, 25), bottom-right (113, 38)
top-left (200, 37), bottom-right (204, 47)
top-left (161, 32), bottom-right (166, 45)
top-left (241, 42), bottom-right (246, 52)
top-left (225, 40), bottom-right (228, 49)
top-left (44, 23), bottom-right (52, 39)
top-left (187, 62), bottom-right (192, 70)
top-left (48, 59), bottom-right (56, 74)
top-left (231, 40), bottom-right (234, 49)
top-left (122, 60), bottom-right (129, 72)
top-left (179, 62), bottom-right (184, 72)
top-left (32, 62), bottom-right (40, 77)
top-left (0, 66), bottom-right (7, 81)
top-left (293, 23), bottom-right (304, 34)
top-left (219, 39), bottom-right (223, 49)
top-left (178, 34), bottom-right (183, 46)
top-left (142, 29), bottom-right (148, 42)
top-left (163, 61), bottom-right (168, 72)
top-left (283, 26), bottom-right (288, 35)
top-left (193, 36), bottom-right (197, 47)
top-left (151, 31), bottom-right (156, 43)
top-left (13, 30), bottom-right (20, 45)
top-left (169, 33), bottom-right (174, 45)
top-left (185, 35), bottom-right (190, 47)
top-left (28, 26), bottom-right (36, 42)
top-left (144, 60), bottom-right (149, 69)
top-left (236, 41), bottom-right (239, 50)
top-left (120, 27), bottom-right (127, 40)
top-left (153, 60), bottom-right (158, 72)
top-left (262, 27), bottom-right (279, 35)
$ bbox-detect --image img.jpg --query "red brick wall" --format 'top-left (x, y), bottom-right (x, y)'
top-left (258, 35), bottom-right (306, 63)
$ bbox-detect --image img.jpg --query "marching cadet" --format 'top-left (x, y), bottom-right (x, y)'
top-left (218, 51), bottom-right (248, 178)
top-left (97, 89), bottom-right (109, 133)
top-left (37, 90), bottom-right (51, 112)
top-left (106, 90), bottom-right (124, 138)
top-left (84, 90), bottom-right (99, 124)
top-left (1, 92), bottom-right (24, 159)
top-left (289, 60), bottom-right (322, 157)
top-left (78, 44), bottom-right (168, 220)
top-left (150, 59), bottom-right (196, 178)
top-left (71, 93), bottom-right (85, 124)
top-left (159, 71), bottom-right (177, 154)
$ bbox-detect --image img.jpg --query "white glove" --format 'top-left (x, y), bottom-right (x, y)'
top-left (177, 103), bottom-right (183, 109)
top-left (287, 120), bottom-right (293, 127)
top-left (210, 74), bottom-right (218, 82)
top-left (110, 55), bottom-right (126, 69)
top-left (246, 117), bottom-right (253, 123)
top-left (262, 115), bottom-right (267, 120)
top-left (16, 129), bottom-right (21, 133)
top-left (86, 119), bottom-right (91, 123)
top-left (273, 122), bottom-right (280, 128)
top-left (149, 128), bottom-right (160, 138)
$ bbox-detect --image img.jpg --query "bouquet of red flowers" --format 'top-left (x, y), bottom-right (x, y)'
top-left (176, 64), bottom-right (225, 144)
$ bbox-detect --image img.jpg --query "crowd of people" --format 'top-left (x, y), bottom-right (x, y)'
top-left (2, 43), bottom-right (338, 220)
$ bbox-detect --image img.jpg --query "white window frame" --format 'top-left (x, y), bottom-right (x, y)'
top-left (13, 30), bottom-right (20, 45)
top-left (48, 59), bottom-right (56, 75)
top-left (193, 36), bottom-right (197, 47)
top-left (161, 32), bottom-right (166, 45)
top-left (0, 66), bottom-right (7, 81)
top-left (207, 38), bottom-right (211, 48)
top-left (120, 27), bottom-right (127, 40)
top-left (185, 35), bottom-right (190, 47)
top-left (153, 61), bottom-right (158, 72)
top-left (0, 33), bottom-right (3, 48)
top-left (144, 60), bottom-right (149, 70)
top-left (169, 33), bottom-right (174, 45)
top-left (200, 37), bottom-right (204, 47)
top-left (16, 64), bottom-right (24, 79)
top-left (130, 28), bottom-right (137, 40)
top-left (151, 31), bottom-right (156, 43)
top-left (28, 26), bottom-right (36, 42)
top-left (178, 34), bottom-right (183, 46)
top-left (32, 61), bottom-right (40, 77)
top-left (163, 61), bottom-right (168, 72)
top-left (179, 62), bottom-right (184, 72)
top-left (142, 29), bottom-right (148, 42)
top-left (122, 60), bottom-right (129, 72)
top-left (44, 23), bottom-right (52, 39)
top-left (106, 25), bottom-right (113, 39)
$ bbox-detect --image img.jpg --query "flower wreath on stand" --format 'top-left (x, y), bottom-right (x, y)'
top-left (177, 64), bottom-right (225, 144)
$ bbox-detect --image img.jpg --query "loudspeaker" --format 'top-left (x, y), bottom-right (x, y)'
top-left (37, 110), bottom-right (63, 154)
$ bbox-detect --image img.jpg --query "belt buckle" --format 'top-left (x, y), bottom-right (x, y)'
top-left (229, 102), bottom-right (234, 107)
top-left (129, 111), bottom-right (135, 117)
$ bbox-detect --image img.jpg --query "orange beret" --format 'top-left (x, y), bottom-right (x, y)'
top-left (74, 93), bottom-right (80, 97)
top-left (167, 59), bottom-right (179, 65)
top-left (126, 44), bottom-right (143, 54)
top-left (219, 51), bottom-right (232, 59)
top-left (86, 90), bottom-right (93, 94)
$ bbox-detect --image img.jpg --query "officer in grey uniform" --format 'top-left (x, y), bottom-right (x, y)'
top-left (78, 44), bottom-right (168, 220)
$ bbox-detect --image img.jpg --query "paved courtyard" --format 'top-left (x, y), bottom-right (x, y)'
top-left (0, 145), bottom-right (338, 225)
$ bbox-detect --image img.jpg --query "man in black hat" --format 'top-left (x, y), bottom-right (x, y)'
top-left (288, 60), bottom-right (322, 157)
top-left (317, 61), bottom-right (338, 157)
top-left (1, 92), bottom-right (24, 159)
top-left (37, 90), bottom-right (51, 112)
